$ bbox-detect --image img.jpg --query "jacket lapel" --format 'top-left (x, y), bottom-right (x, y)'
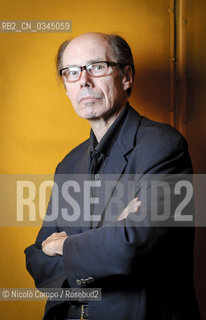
top-left (91, 106), bottom-right (142, 228)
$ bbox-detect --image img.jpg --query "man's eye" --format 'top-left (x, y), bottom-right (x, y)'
top-left (94, 64), bottom-right (105, 70)
top-left (69, 70), bottom-right (78, 76)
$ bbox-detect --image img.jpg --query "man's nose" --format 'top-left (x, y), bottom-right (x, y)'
top-left (79, 69), bottom-right (94, 87)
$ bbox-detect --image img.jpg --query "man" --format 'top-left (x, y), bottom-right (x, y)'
top-left (25, 32), bottom-right (200, 320)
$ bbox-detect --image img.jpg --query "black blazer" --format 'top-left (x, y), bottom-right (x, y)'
top-left (25, 106), bottom-right (200, 320)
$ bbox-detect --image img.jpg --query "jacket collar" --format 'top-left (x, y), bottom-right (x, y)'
top-left (117, 104), bottom-right (141, 156)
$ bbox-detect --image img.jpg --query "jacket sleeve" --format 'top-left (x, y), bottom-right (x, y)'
top-left (25, 226), bottom-right (67, 288)
top-left (24, 165), bottom-right (68, 289)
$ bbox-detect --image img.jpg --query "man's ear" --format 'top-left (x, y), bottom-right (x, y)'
top-left (122, 65), bottom-right (133, 91)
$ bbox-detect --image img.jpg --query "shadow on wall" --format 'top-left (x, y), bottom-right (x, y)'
top-left (130, 66), bottom-right (170, 124)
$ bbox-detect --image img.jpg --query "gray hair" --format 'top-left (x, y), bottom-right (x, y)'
top-left (56, 33), bottom-right (135, 96)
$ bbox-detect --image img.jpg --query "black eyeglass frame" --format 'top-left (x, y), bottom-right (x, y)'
top-left (59, 60), bottom-right (130, 81)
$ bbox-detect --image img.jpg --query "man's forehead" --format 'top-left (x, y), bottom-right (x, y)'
top-left (62, 33), bottom-right (113, 65)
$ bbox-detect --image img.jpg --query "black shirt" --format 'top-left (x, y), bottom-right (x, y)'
top-left (89, 103), bottom-right (129, 176)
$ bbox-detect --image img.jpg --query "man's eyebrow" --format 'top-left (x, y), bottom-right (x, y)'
top-left (86, 58), bottom-right (104, 64)
top-left (65, 58), bottom-right (105, 67)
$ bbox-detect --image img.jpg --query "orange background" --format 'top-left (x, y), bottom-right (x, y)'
top-left (0, 0), bottom-right (206, 319)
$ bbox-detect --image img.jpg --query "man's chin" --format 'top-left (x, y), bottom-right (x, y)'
top-left (80, 113), bottom-right (100, 120)
top-left (78, 106), bottom-right (101, 120)
top-left (77, 107), bottom-right (122, 121)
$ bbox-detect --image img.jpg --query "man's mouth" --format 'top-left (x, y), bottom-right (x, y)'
top-left (80, 96), bottom-right (101, 103)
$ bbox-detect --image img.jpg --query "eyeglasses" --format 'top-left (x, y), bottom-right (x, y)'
top-left (59, 61), bottom-right (128, 82)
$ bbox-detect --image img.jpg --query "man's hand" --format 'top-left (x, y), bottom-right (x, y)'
top-left (117, 197), bottom-right (141, 221)
top-left (42, 231), bottom-right (68, 256)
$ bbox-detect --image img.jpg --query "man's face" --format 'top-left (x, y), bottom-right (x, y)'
top-left (62, 33), bottom-right (130, 120)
